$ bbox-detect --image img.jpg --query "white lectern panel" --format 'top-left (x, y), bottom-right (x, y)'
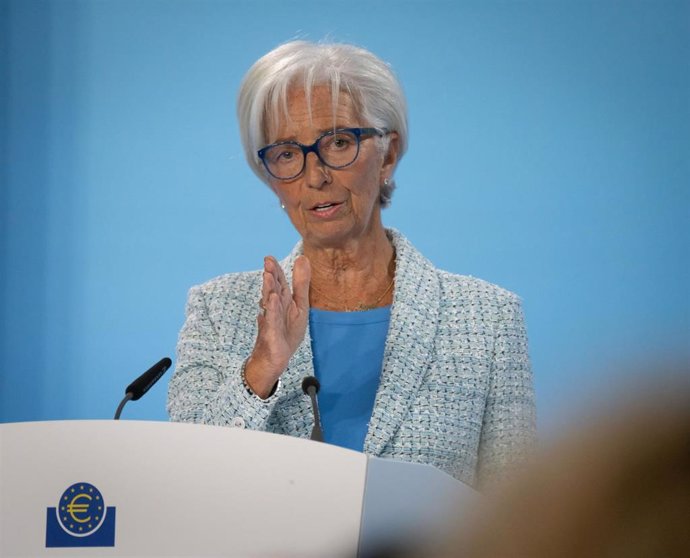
top-left (0, 421), bottom-right (367, 557)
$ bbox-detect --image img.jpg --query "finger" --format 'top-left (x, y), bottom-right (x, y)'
top-left (256, 291), bottom-right (278, 339)
top-left (292, 255), bottom-right (311, 311)
top-left (263, 258), bottom-right (285, 307)
top-left (261, 270), bottom-right (276, 302)
top-left (263, 255), bottom-right (286, 296)
top-left (268, 256), bottom-right (290, 299)
top-left (261, 292), bottom-right (284, 335)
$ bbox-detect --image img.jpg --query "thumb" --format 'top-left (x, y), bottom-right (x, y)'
top-left (292, 255), bottom-right (311, 311)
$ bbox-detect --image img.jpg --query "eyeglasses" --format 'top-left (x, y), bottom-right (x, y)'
top-left (257, 127), bottom-right (388, 181)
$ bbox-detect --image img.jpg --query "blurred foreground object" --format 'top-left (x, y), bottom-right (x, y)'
top-left (439, 373), bottom-right (690, 558)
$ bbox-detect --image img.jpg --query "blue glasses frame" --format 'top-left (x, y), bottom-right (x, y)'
top-left (257, 127), bottom-right (388, 181)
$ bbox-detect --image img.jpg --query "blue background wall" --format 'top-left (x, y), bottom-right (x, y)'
top-left (2, 0), bottom-right (688, 432)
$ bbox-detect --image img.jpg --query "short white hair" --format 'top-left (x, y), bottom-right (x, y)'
top-left (237, 40), bottom-right (408, 207)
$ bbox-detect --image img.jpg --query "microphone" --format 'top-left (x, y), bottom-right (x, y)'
top-left (114, 357), bottom-right (172, 420)
top-left (301, 376), bottom-right (324, 442)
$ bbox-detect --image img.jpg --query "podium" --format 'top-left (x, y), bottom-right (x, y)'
top-left (0, 421), bottom-right (474, 557)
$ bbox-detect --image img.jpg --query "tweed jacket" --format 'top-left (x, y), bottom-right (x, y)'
top-left (167, 229), bottom-right (536, 488)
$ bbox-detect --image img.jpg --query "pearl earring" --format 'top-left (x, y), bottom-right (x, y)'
top-left (383, 178), bottom-right (390, 186)
top-left (280, 202), bottom-right (286, 210)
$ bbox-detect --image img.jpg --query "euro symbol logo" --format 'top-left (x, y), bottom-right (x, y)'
top-left (66, 493), bottom-right (92, 523)
top-left (56, 483), bottom-right (106, 537)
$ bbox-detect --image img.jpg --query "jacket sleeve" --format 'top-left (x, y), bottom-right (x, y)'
top-left (477, 292), bottom-right (537, 488)
top-left (166, 283), bottom-right (280, 430)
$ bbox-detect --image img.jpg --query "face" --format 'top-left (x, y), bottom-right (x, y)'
top-left (264, 86), bottom-right (398, 250)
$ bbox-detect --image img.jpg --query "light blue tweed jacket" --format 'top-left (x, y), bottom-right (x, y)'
top-left (167, 230), bottom-right (536, 489)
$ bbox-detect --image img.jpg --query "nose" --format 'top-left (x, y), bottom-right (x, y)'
top-left (303, 152), bottom-right (331, 189)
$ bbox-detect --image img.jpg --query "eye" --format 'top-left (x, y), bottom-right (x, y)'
top-left (267, 145), bottom-right (300, 165)
top-left (322, 132), bottom-right (355, 152)
top-left (333, 135), bottom-right (352, 149)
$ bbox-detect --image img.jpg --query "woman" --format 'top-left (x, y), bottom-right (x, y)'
top-left (167, 40), bottom-right (535, 489)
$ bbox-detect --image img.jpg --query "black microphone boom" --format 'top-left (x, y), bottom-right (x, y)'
top-left (126, 357), bottom-right (172, 400)
top-left (301, 376), bottom-right (324, 442)
top-left (114, 357), bottom-right (172, 419)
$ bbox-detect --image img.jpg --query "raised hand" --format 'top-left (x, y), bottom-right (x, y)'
top-left (244, 255), bottom-right (311, 398)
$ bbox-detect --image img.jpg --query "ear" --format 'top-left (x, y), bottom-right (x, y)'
top-left (380, 131), bottom-right (400, 181)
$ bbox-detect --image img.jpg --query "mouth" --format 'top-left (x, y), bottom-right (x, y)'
top-left (309, 201), bottom-right (344, 218)
top-left (311, 201), bottom-right (343, 212)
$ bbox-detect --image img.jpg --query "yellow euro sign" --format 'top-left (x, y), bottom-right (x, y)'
top-left (66, 493), bottom-right (92, 523)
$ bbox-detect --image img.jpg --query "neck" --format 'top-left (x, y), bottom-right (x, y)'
top-left (304, 226), bottom-right (395, 311)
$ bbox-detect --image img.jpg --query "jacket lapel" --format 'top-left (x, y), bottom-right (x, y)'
top-left (364, 230), bottom-right (441, 456)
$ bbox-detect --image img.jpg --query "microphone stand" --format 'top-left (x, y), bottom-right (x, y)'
top-left (114, 393), bottom-right (134, 420)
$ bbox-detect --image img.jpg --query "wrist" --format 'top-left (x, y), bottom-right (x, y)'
top-left (243, 356), bottom-right (282, 400)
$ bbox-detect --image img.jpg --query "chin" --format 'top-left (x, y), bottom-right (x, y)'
top-left (303, 224), bottom-right (359, 247)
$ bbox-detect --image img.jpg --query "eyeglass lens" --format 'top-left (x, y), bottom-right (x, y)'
top-left (263, 130), bottom-right (360, 179)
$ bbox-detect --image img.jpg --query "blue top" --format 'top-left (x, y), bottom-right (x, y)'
top-left (309, 306), bottom-right (391, 452)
